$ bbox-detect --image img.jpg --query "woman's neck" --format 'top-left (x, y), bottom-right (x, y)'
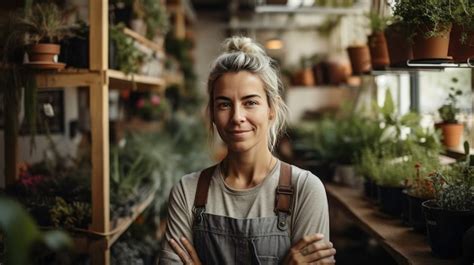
top-left (222, 149), bottom-right (276, 189)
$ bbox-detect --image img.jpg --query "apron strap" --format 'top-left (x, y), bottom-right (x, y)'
top-left (275, 162), bottom-right (293, 231)
top-left (194, 165), bottom-right (217, 209)
top-left (193, 165), bottom-right (217, 224)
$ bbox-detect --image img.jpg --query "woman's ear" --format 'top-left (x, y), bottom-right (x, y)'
top-left (269, 108), bottom-right (276, 120)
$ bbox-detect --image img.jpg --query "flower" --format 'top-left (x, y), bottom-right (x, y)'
top-left (150, 95), bottom-right (161, 105)
top-left (136, 98), bottom-right (145, 109)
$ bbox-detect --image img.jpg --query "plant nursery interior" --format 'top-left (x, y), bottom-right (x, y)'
top-left (0, 0), bottom-right (473, 264)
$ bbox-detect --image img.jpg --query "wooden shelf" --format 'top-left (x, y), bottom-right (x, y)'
top-left (108, 69), bottom-right (165, 91)
top-left (255, 4), bottom-right (366, 15)
top-left (122, 27), bottom-right (164, 56)
top-left (71, 190), bottom-right (155, 253)
top-left (164, 71), bottom-right (184, 85)
top-left (36, 69), bottom-right (101, 89)
top-left (35, 69), bottom-right (166, 91)
top-left (107, 190), bottom-right (155, 247)
top-left (325, 183), bottom-right (459, 265)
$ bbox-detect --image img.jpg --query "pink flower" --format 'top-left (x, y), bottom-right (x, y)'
top-left (150, 95), bottom-right (161, 106)
top-left (136, 98), bottom-right (145, 109)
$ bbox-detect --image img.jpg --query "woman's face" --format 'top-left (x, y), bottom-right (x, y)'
top-left (212, 71), bottom-right (273, 154)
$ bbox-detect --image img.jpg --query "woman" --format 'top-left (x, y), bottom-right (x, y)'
top-left (159, 36), bottom-right (335, 265)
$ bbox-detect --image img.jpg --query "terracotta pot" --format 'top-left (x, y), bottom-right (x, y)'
top-left (293, 68), bottom-right (315, 86)
top-left (368, 32), bottom-right (390, 69)
top-left (328, 62), bottom-right (349, 85)
top-left (28, 43), bottom-right (60, 62)
top-left (347, 45), bottom-right (371, 75)
top-left (385, 24), bottom-right (413, 66)
top-left (413, 24), bottom-right (452, 59)
top-left (448, 24), bottom-right (474, 62)
top-left (435, 123), bottom-right (464, 148)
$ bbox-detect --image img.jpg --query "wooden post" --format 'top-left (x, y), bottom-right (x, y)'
top-left (175, 7), bottom-right (186, 39)
top-left (89, 0), bottom-right (110, 264)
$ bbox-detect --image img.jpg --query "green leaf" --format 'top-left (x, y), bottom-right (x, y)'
top-left (0, 197), bottom-right (41, 265)
top-left (400, 112), bottom-right (421, 127)
top-left (381, 90), bottom-right (395, 117)
top-left (41, 230), bottom-right (72, 251)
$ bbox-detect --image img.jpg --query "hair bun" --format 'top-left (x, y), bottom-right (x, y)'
top-left (223, 36), bottom-right (265, 56)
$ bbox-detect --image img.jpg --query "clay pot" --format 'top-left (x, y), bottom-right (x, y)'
top-left (28, 43), bottom-right (60, 62)
top-left (413, 24), bottom-right (452, 59)
top-left (385, 23), bottom-right (413, 67)
top-left (328, 62), bottom-right (349, 85)
top-left (448, 24), bottom-right (474, 62)
top-left (347, 45), bottom-right (371, 75)
top-left (293, 68), bottom-right (315, 86)
top-left (368, 32), bottom-right (390, 69)
top-left (435, 123), bottom-right (464, 148)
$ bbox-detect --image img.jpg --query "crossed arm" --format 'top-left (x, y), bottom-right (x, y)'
top-left (169, 233), bottom-right (336, 265)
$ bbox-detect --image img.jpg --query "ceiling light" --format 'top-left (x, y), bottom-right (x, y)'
top-left (265, 38), bottom-right (284, 50)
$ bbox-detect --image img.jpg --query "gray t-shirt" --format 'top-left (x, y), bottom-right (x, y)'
top-left (159, 160), bottom-right (330, 264)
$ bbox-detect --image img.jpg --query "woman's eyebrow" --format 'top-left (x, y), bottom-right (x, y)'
top-left (241, 94), bottom-right (262, 100)
top-left (214, 94), bottom-right (262, 101)
top-left (214, 96), bottom-right (231, 101)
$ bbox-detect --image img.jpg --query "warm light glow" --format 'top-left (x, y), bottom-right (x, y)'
top-left (265, 39), bottom-right (284, 50)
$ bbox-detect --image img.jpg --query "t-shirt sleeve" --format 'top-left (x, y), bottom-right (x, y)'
top-left (290, 170), bottom-right (330, 245)
top-left (158, 177), bottom-right (195, 265)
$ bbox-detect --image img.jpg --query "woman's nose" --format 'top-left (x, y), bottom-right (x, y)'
top-left (231, 105), bottom-right (245, 124)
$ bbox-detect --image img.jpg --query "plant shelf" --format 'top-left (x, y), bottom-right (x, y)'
top-left (122, 27), bottom-right (164, 56)
top-left (254, 4), bottom-right (366, 15)
top-left (36, 69), bottom-right (101, 89)
top-left (325, 183), bottom-right (460, 265)
top-left (70, 190), bottom-right (155, 253)
top-left (108, 69), bottom-right (165, 91)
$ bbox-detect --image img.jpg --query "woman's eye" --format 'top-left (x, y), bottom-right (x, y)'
top-left (217, 102), bottom-right (231, 109)
top-left (245, 100), bottom-right (258, 106)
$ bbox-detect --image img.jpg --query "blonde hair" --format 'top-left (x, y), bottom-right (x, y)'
top-left (206, 36), bottom-right (289, 151)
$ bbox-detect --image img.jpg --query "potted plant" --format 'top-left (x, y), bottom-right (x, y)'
top-left (392, 0), bottom-right (453, 59)
top-left (347, 44), bottom-right (371, 75)
top-left (373, 152), bottom-right (410, 217)
top-left (435, 78), bottom-right (464, 148)
top-left (356, 147), bottom-right (380, 200)
top-left (366, 12), bottom-right (391, 69)
top-left (384, 19), bottom-right (413, 66)
top-left (110, 23), bottom-right (146, 75)
top-left (141, 0), bottom-right (169, 41)
top-left (448, 0), bottom-right (474, 61)
top-left (422, 142), bottom-right (474, 258)
top-left (14, 3), bottom-right (73, 69)
top-left (405, 147), bottom-right (441, 233)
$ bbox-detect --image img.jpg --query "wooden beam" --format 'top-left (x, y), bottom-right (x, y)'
top-left (174, 9), bottom-right (186, 39)
top-left (90, 239), bottom-right (109, 265)
top-left (89, 80), bottom-right (110, 264)
top-left (36, 71), bottom-right (101, 89)
top-left (90, 0), bottom-right (108, 71)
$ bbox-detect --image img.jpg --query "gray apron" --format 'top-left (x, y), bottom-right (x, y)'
top-left (192, 162), bottom-right (294, 265)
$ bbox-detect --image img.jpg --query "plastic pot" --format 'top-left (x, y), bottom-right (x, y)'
top-left (422, 200), bottom-right (474, 259)
top-left (378, 185), bottom-right (404, 217)
top-left (408, 194), bottom-right (427, 233)
top-left (401, 189), bottom-right (410, 226)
